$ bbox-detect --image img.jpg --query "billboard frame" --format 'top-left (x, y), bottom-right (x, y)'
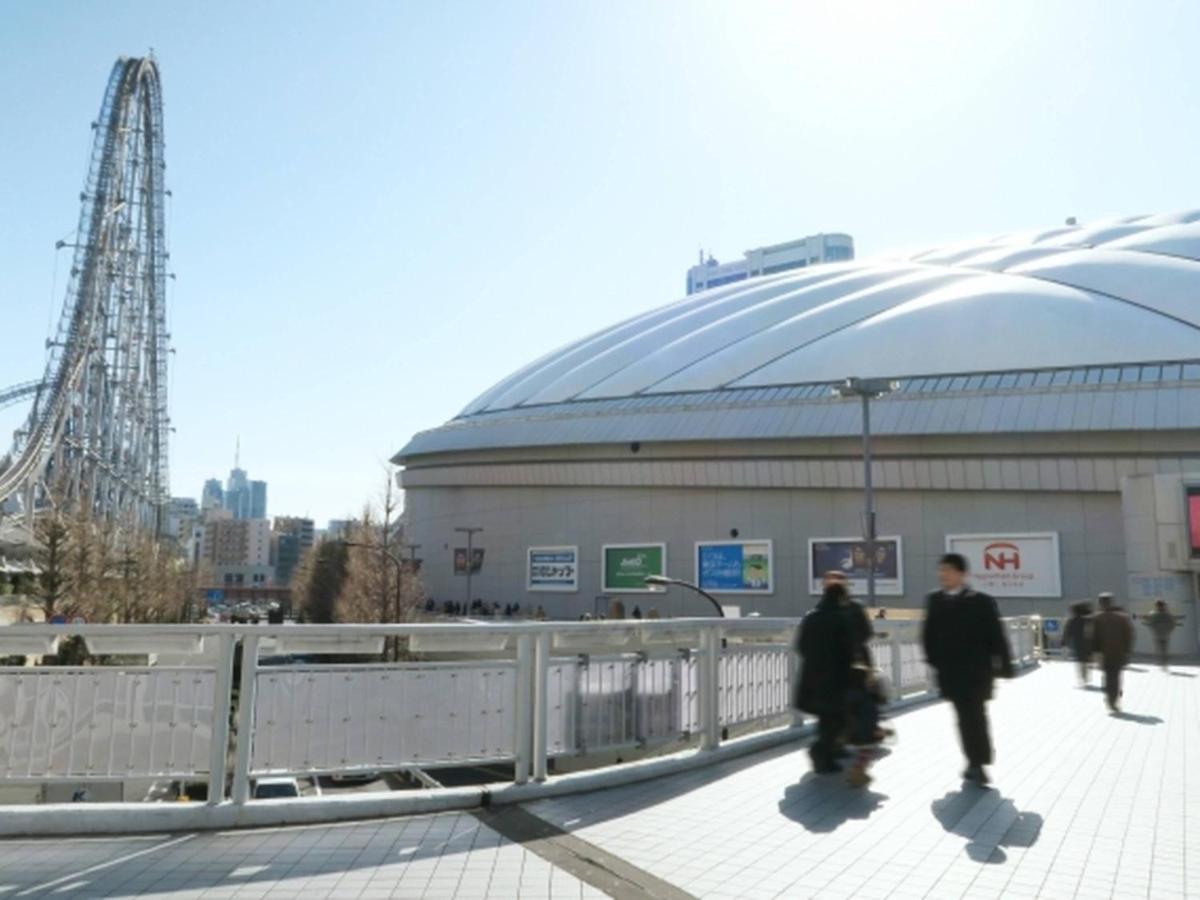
top-left (694, 539), bottom-right (775, 595)
top-left (807, 535), bottom-right (905, 597)
top-left (944, 531), bottom-right (1063, 598)
top-left (525, 545), bottom-right (580, 593)
top-left (601, 542), bottom-right (667, 594)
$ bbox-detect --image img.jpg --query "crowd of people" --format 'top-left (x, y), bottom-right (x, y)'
top-left (423, 598), bottom-right (547, 620)
top-left (1062, 595), bottom-right (1178, 710)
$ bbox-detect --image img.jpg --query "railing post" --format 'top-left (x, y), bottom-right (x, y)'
top-left (230, 633), bottom-right (260, 805)
top-left (513, 633), bottom-right (533, 785)
top-left (206, 634), bottom-right (236, 804)
top-left (890, 632), bottom-right (904, 699)
top-left (532, 631), bottom-right (550, 782)
top-left (699, 626), bottom-right (722, 750)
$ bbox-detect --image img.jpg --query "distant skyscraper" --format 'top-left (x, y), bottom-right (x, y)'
top-left (249, 480), bottom-right (268, 520)
top-left (225, 464), bottom-right (249, 518)
top-left (201, 479), bottom-right (224, 511)
top-left (203, 443), bottom-right (268, 521)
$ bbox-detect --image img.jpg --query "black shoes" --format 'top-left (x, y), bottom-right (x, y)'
top-left (811, 755), bottom-right (843, 774)
top-left (963, 766), bottom-right (990, 786)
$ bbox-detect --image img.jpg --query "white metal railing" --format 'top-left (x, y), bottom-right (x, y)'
top-left (0, 616), bottom-right (1039, 816)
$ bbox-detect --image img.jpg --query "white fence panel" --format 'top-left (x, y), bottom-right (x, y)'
top-left (0, 667), bottom-right (215, 779)
top-left (636, 656), bottom-right (684, 744)
top-left (251, 662), bottom-right (516, 774)
top-left (545, 660), bottom-right (577, 756)
top-left (718, 647), bottom-right (791, 727)
top-left (574, 656), bottom-right (636, 753)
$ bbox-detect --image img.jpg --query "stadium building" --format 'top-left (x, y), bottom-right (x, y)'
top-left (395, 212), bottom-right (1200, 655)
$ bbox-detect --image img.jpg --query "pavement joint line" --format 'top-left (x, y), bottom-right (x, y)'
top-left (13, 832), bottom-right (196, 896)
top-left (474, 803), bottom-right (696, 900)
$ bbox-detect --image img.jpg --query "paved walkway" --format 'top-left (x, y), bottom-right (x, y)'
top-left (0, 661), bottom-right (1196, 899)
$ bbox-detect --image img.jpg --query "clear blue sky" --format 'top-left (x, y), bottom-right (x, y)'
top-left (1, 1), bottom-right (1197, 525)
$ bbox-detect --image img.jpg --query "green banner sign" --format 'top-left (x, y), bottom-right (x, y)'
top-left (603, 544), bottom-right (665, 592)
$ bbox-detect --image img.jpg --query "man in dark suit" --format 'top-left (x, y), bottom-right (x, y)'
top-left (922, 553), bottom-right (1014, 786)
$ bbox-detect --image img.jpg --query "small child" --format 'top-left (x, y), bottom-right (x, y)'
top-left (844, 663), bottom-right (893, 787)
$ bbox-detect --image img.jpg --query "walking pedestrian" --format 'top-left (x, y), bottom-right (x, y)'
top-left (1062, 603), bottom-right (1093, 686)
top-left (794, 581), bottom-right (855, 774)
top-left (922, 553), bottom-right (1014, 786)
top-left (1091, 592), bottom-right (1134, 712)
top-left (1145, 600), bottom-right (1177, 671)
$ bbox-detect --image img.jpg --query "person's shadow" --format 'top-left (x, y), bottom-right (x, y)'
top-left (931, 789), bottom-right (1043, 863)
top-left (778, 774), bottom-right (887, 833)
top-left (1111, 711), bottom-right (1163, 725)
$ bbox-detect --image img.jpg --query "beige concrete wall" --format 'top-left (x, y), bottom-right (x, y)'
top-left (403, 483), bottom-right (1129, 622)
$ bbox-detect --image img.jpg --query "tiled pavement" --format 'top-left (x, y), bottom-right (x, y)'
top-left (0, 816), bottom-right (606, 899)
top-left (529, 661), bottom-right (1200, 899)
top-left (0, 661), bottom-right (1195, 898)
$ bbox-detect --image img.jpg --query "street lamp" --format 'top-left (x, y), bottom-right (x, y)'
top-left (644, 575), bottom-right (725, 617)
top-left (832, 376), bottom-right (898, 610)
top-left (454, 526), bottom-right (483, 609)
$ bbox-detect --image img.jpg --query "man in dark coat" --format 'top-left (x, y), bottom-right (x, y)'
top-left (922, 553), bottom-right (1014, 786)
top-left (823, 570), bottom-right (874, 666)
top-left (1061, 603), bottom-right (1093, 686)
top-left (1091, 592), bottom-right (1134, 711)
top-left (794, 582), bottom-right (855, 773)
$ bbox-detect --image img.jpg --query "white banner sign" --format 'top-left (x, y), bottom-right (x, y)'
top-left (945, 532), bottom-right (1062, 598)
top-left (527, 546), bottom-right (579, 592)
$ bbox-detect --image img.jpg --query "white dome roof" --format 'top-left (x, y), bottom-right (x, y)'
top-left (463, 212), bottom-right (1200, 416)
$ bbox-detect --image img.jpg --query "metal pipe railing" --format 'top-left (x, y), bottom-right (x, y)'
top-left (0, 616), bottom-right (1038, 815)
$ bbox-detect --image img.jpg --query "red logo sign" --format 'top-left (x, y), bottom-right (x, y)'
top-left (983, 541), bottom-right (1021, 571)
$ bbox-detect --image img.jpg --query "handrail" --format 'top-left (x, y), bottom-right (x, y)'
top-left (0, 617), bottom-right (802, 638)
top-left (0, 616), bottom-right (1040, 835)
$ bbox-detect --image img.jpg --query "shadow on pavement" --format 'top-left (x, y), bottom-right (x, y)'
top-left (1169, 671), bottom-right (1197, 678)
top-left (931, 789), bottom-right (1043, 864)
top-left (777, 774), bottom-right (887, 833)
top-left (1111, 711), bottom-right (1163, 725)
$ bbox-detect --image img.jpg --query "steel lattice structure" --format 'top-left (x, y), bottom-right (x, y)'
top-left (0, 57), bottom-right (170, 533)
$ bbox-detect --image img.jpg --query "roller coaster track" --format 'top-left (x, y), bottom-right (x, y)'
top-left (0, 57), bottom-right (170, 533)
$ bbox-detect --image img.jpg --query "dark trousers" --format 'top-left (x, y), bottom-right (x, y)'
top-left (951, 695), bottom-right (992, 768)
top-left (811, 710), bottom-right (845, 767)
top-left (1155, 638), bottom-right (1170, 669)
top-left (1102, 662), bottom-right (1123, 707)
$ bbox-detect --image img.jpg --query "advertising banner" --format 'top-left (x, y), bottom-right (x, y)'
top-left (602, 543), bottom-right (666, 593)
top-left (808, 536), bottom-right (904, 596)
top-left (527, 546), bottom-right (579, 592)
top-left (696, 540), bottom-right (773, 594)
top-left (944, 532), bottom-right (1062, 597)
top-left (453, 547), bottom-right (485, 575)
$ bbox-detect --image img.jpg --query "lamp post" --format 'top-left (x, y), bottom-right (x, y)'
top-left (455, 526), bottom-right (483, 609)
top-left (643, 575), bottom-right (725, 617)
top-left (831, 376), bottom-right (898, 610)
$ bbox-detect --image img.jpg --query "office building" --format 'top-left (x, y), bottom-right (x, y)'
top-left (273, 516), bottom-right (315, 585)
top-left (200, 516), bottom-right (270, 567)
top-left (686, 232), bottom-right (854, 295)
top-left (166, 497), bottom-right (198, 541)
